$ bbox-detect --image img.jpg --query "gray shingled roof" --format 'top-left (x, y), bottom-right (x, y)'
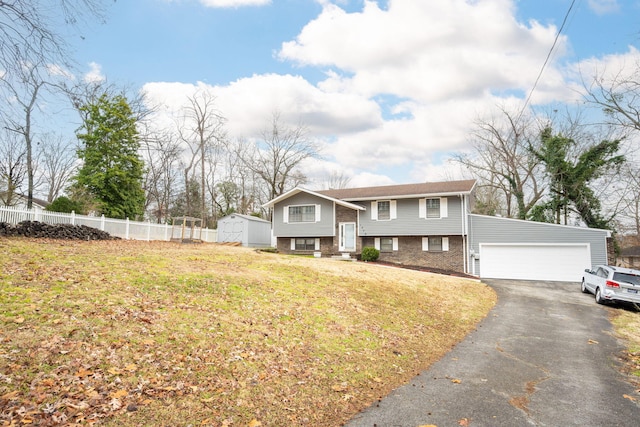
top-left (317, 179), bottom-right (476, 200)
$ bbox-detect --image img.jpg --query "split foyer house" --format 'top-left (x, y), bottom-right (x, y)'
top-left (264, 179), bottom-right (476, 274)
top-left (265, 179), bottom-right (612, 283)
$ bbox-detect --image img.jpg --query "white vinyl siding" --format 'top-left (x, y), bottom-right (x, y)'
top-left (419, 198), bottom-right (448, 219)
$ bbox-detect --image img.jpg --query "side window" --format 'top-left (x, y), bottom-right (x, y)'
top-left (284, 204), bottom-right (320, 223)
top-left (419, 198), bottom-right (448, 219)
top-left (380, 237), bottom-right (393, 252)
top-left (422, 237), bottom-right (449, 252)
top-left (426, 198), bottom-right (440, 218)
top-left (295, 238), bottom-right (315, 250)
top-left (371, 200), bottom-right (396, 221)
top-left (428, 237), bottom-right (442, 251)
top-left (374, 237), bottom-right (398, 252)
top-left (377, 201), bottom-right (390, 220)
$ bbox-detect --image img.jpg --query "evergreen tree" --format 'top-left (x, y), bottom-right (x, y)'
top-left (530, 127), bottom-right (624, 229)
top-left (74, 93), bottom-right (145, 220)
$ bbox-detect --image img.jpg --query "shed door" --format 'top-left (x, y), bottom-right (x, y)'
top-left (479, 243), bottom-right (591, 282)
top-left (219, 219), bottom-right (244, 243)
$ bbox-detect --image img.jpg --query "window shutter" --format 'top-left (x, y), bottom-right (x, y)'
top-left (392, 237), bottom-right (398, 251)
top-left (419, 199), bottom-right (426, 218)
top-left (315, 238), bottom-right (320, 250)
top-left (315, 204), bottom-right (321, 222)
top-left (371, 201), bottom-right (378, 220)
top-left (374, 238), bottom-right (380, 250)
top-left (390, 200), bottom-right (397, 219)
top-left (443, 237), bottom-right (449, 251)
top-left (290, 238), bottom-right (295, 250)
top-left (422, 237), bottom-right (429, 251)
top-left (283, 206), bottom-right (289, 223)
top-left (440, 198), bottom-right (448, 218)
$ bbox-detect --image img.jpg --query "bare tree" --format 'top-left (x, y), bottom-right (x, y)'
top-left (222, 137), bottom-right (263, 216)
top-left (141, 130), bottom-right (182, 223)
top-left (0, 129), bottom-right (26, 206)
top-left (453, 106), bottom-right (545, 219)
top-left (322, 170), bottom-right (352, 190)
top-left (611, 162), bottom-right (640, 236)
top-left (38, 133), bottom-right (77, 202)
top-left (0, 62), bottom-right (47, 209)
top-left (241, 112), bottom-right (320, 205)
top-left (585, 64), bottom-right (640, 133)
top-left (175, 90), bottom-right (226, 226)
top-left (0, 0), bottom-right (110, 80)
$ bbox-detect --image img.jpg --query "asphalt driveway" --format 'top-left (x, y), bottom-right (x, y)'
top-left (347, 279), bottom-right (640, 427)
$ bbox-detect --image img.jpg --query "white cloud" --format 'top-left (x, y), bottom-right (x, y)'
top-left (143, 0), bottom-right (639, 186)
top-left (587, 0), bottom-right (620, 15)
top-left (83, 62), bottom-right (105, 83)
top-left (197, 0), bottom-right (270, 7)
top-left (46, 64), bottom-right (74, 80)
top-left (280, 0), bottom-right (563, 102)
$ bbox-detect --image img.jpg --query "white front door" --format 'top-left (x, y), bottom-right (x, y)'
top-left (339, 222), bottom-right (356, 252)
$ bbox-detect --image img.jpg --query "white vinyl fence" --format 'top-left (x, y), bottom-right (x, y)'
top-left (0, 206), bottom-right (218, 242)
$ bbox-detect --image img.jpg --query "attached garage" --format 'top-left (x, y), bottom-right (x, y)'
top-left (469, 215), bottom-right (611, 282)
top-left (479, 243), bottom-right (591, 282)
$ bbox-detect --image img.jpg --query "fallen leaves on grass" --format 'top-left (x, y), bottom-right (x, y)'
top-left (0, 238), bottom-right (497, 426)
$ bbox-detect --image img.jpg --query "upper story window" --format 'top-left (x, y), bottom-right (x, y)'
top-left (371, 200), bottom-right (396, 221)
top-left (378, 201), bottom-right (390, 220)
top-left (419, 197), bottom-right (448, 219)
top-left (289, 205), bottom-right (316, 223)
top-left (426, 199), bottom-right (440, 218)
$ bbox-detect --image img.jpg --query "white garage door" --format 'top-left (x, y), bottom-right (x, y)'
top-left (479, 243), bottom-right (591, 282)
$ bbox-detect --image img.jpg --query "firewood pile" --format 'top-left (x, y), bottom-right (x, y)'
top-left (0, 221), bottom-right (117, 240)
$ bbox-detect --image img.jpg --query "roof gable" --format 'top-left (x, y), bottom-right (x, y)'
top-left (263, 187), bottom-right (365, 210)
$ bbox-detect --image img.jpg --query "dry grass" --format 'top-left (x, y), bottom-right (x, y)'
top-left (611, 308), bottom-right (640, 381)
top-left (0, 238), bottom-right (496, 426)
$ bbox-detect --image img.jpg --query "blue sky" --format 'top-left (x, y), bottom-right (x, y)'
top-left (64, 0), bottom-right (640, 187)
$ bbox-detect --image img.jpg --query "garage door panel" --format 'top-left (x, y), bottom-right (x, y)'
top-left (480, 244), bottom-right (590, 282)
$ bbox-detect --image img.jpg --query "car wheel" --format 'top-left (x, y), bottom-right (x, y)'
top-left (581, 279), bottom-right (589, 294)
top-left (595, 287), bottom-right (604, 305)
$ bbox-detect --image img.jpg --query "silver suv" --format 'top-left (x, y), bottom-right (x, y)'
top-left (582, 265), bottom-right (640, 305)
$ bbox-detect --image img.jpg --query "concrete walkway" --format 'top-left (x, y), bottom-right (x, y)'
top-left (347, 279), bottom-right (640, 427)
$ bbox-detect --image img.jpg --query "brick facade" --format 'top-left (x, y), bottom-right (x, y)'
top-left (276, 236), bottom-right (335, 256)
top-left (361, 235), bottom-right (464, 272)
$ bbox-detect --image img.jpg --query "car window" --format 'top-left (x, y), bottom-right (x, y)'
top-left (613, 272), bottom-right (640, 286)
top-left (597, 268), bottom-right (608, 278)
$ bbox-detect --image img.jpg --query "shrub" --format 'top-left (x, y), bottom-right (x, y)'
top-left (46, 196), bottom-right (83, 214)
top-left (361, 246), bottom-right (380, 262)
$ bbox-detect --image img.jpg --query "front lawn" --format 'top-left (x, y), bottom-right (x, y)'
top-left (0, 238), bottom-right (496, 426)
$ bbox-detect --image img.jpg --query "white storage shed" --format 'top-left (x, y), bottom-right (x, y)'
top-left (217, 214), bottom-right (272, 248)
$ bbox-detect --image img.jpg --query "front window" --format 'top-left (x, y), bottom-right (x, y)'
top-left (426, 198), bottom-right (440, 218)
top-left (377, 201), bottom-right (391, 220)
top-left (428, 237), bottom-right (443, 251)
top-left (295, 238), bottom-right (316, 250)
top-left (289, 205), bottom-right (315, 223)
top-left (380, 237), bottom-right (394, 252)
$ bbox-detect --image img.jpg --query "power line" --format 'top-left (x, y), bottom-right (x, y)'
top-left (516, 0), bottom-right (578, 124)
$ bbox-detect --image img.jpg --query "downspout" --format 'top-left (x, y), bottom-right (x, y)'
top-left (460, 194), bottom-right (467, 274)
